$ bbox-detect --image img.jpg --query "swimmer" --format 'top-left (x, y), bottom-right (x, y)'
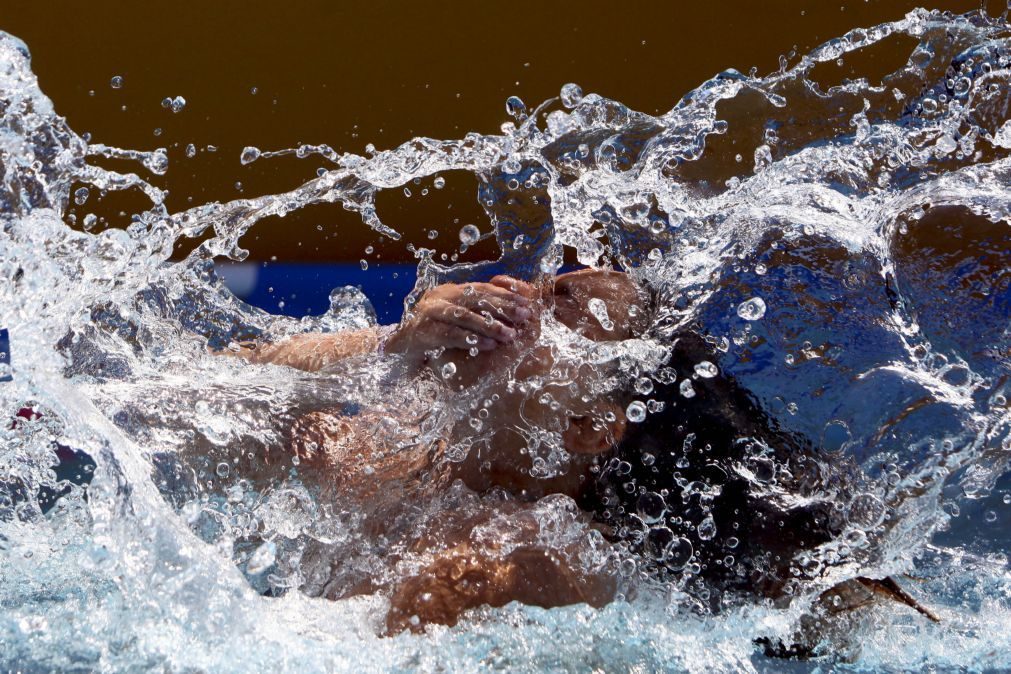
top-left (224, 268), bottom-right (932, 645)
top-left (228, 269), bottom-right (650, 629)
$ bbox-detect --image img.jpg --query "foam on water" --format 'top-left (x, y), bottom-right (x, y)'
top-left (1, 8), bottom-right (1011, 672)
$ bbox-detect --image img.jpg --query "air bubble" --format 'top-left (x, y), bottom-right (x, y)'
top-left (679, 379), bottom-right (696, 398)
top-left (74, 187), bottom-right (89, 205)
top-left (110, 75), bottom-right (123, 89)
top-left (441, 362), bottom-right (457, 379)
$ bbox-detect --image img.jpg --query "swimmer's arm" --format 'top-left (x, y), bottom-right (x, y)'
top-left (220, 327), bottom-right (388, 372)
top-left (384, 516), bottom-right (615, 633)
top-left (220, 275), bottom-right (537, 372)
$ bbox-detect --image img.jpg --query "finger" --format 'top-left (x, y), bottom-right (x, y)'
top-left (490, 275), bottom-right (538, 301)
top-left (463, 281), bottom-right (531, 305)
top-left (455, 290), bottom-right (533, 325)
top-left (436, 324), bottom-right (499, 351)
top-left (430, 299), bottom-right (518, 342)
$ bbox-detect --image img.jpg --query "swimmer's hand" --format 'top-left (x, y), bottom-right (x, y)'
top-left (385, 275), bottom-right (538, 363)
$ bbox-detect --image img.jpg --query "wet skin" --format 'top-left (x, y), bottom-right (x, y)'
top-left (239, 269), bottom-right (649, 632)
top-left (405, 269), bottom-right (648, 498)
top-left (287, 269), bottom-right (648, 499)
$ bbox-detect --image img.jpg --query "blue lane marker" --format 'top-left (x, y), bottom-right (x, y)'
top-left (0, 328), bottom-right (10, 382)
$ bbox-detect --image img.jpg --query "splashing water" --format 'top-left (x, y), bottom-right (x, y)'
top-left (2, 7), bottom-right (1011, 672)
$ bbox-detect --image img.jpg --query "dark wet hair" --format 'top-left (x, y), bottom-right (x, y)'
top-left (581, 330), bottom-right (847, 611)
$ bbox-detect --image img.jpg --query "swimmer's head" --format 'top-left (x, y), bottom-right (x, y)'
top-left (548, 268), bottom-right (651, 342)
top-left (536, 268), bottom-right (653, 456)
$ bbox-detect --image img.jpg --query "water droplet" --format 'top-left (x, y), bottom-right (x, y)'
top-left (625, 400), bottom-right (647, 423)
top-left (992, 120), bottom-right (1011, 149)
top-left (737, 297), bottom-right (767, 320)
top-left (935, 134), bottom-right (957, 155)
top-left (679, 379), bottom-right (696, 398)
top-left (560, 82), bottom-right (584, 108)
top-left (697, 515), bottom-right (717, 540)
top-left (240, 146), bottom-right (261, 165)
top-left (587, 298), bottom-right (614, 331)
top-left (247, 541), bottom-right (276, 575)
top-left (637, 491), bottom-right (666, 523)
top-left (634, 377), bottom-right (654, 395)
top-left (505, 95), bottom-right (526, 118)
top-left (821, 420), bottom-right (851, 453)
top-left (110, 75), bottom-right (123, 89)
top-left (694, 361), bottom-right (718, 378)
top-left (846, 493), bottom-right (886, 528)
top-left (459, 224), bottom-right (480, 245)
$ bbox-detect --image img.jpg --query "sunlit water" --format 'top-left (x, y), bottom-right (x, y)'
top-left (2, 7), bottom-right (1011, 672)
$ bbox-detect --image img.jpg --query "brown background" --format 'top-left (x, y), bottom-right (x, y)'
top-left (1, 0), bottom-right (994, 262)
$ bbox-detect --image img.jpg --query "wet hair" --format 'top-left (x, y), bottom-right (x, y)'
top-left (581, 330), bottom-right (846, 611)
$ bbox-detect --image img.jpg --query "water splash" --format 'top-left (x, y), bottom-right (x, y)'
top-left (1, 7), bottom-right (1011, 671)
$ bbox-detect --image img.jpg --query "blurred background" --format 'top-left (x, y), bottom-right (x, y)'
top-left (1, 0), bottom-right (996, 321)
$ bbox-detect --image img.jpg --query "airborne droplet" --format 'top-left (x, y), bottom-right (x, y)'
top-left (694, 361), bottom-right (718, 378)
top-left (459, 224), bottom-right (480, 245)
top-left (737, 297), bottom-right (767, 321)
top-left (240, 146), bottom-right (261, 165)
top-left (626, 400), bottom-right (647, 423)
top-left (560, 82), bottom-right (584, 108)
